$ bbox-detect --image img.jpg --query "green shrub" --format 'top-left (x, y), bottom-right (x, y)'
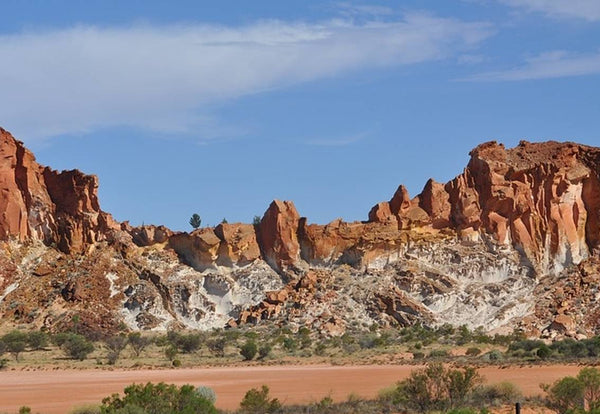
top-left (206, 338), bottom-right (226, 357)
top-left (239, 385), bottom-right (281, 413)
top-left (172, 359), bottom-right (182, 367)
top-left (165, 345), bottom-right (178, 362)
top-left (466, 347), bottom-right (481, 357)
top-left (473, 382), bottom-right (523, 406)
top-left (258, 344), bottom-right (272, 360)
top-left (62, 334), bottom-right (95, 360)
top-left (240, 340), bottom-right (257, 361)
top-left (127, 333), bottom-right (151, 357)
top-left (2, 330), bottom-right (28, 361)
top-left (100, 382), bottom-right (217, 414)
top-left (27, 331), bottom-right (49, 350)
top-left (393, 363), bottom-right (481, 413)
top-left (195, 386), bottom-right (216, 404)
top-left (69, 404), bottom-right (102, 414)
top-left (429, 349), bottom-right (449, 358)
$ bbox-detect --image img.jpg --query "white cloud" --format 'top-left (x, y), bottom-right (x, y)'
top-left (307, 130), bottom-right (371, 146)
top-left (465, 50), bottom-right (600, 81)
top-left (0, 15), bottom-right (491, 141)
top-left (499, 0), bottom-right (600, 21)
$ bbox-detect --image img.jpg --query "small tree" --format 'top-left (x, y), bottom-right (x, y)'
top-left (104, 335), bottom-right (128, 365)
top-left (206, 338), bottom-right (226, 357)
top-left (27, 331), bottom-right (49, 350)
top-left (239, 385), bottom-right (281, 413)
top-left (100, 382), bottom-right (217, 414)
top-left (240, 340), bottom-right (258, 361)
top-left (2, 330), bottom-right (28, 361)
top-left (252, 215), bottom-right (261, 226)
top-left (128, 332), bottom-right (151, 357)
top-left (189, 213), bottom-right (202, 229)
top-left (62, 334), bottom-right (95, 361)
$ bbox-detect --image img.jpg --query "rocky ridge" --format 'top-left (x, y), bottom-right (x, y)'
top-left (0, 127), bottom-right (599, 338)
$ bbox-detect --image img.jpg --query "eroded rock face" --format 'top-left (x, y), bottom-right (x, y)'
top-left (0, 128), bottom-right (116, 254)
top-left (2, 127), bottom-right (600, 338)
top-left (258, 200), bottom-right (301, 272)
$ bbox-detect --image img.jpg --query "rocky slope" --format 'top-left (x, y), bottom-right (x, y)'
top-left (0, 127), bottom-right (599, 338)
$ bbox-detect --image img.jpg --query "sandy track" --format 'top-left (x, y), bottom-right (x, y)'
top-left (0, 364), bottom-right (582, 413)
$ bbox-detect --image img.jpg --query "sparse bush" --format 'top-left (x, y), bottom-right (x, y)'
top-left (127, 333), bottom-right (151, 357)
top-left (69, 404), bottom-right (101, 414)
top-left (62, 333), bottom-right (94, 360)
top-left (239, 385), bottom-right (281, 413)
top-left (27, 331), bottom-right (49, 350)
top-left (465, 347), bottom-right (481, 357)
top-left (196, 386), bottom-right (217, 404)
top-left (105, 335), bottom-right (128, 365)
top-left (100, 382), bottom-right (217, 414)
top-left (206, 338), bottom-right (226, 357)
top-left (258, 344), bottom-right (272, 360)
top-left (240, 340), bottom-right (257, 361)
top-left (472, 382), bottom-right (522, 407)
top-left (165, 345), bottom-right (178, 362)
top-left (429, 349), bottom-right (449, 358)
top-left (2, 330), bottom-right (28, 361)
top-left (393, 363), bottom-right (482, 413)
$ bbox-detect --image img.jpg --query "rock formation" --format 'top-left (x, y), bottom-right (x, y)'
top-left (0, 127), bottom-right (118, 254)
top-left (1, 126), bottom-right (600, 338)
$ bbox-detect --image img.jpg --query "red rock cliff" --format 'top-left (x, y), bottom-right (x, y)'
top-left (0, 127), bottom-right (116, 253)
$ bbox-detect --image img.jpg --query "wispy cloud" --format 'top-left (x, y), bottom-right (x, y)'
top-left (335, 2), bottom-right (394, 18)
top-left (498, 0), bottom-right (600, 21)
top-left (0, 14), bottom-right (492, 141)
top-left (307, 130), bottom-right (371, 146)
top-left (465, 50), bottom-right (600, 81)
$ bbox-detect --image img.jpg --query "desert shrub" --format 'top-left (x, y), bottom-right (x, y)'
top-left (393, 363), bottom-right (481, 413)
top-left (544, 376), bottom-right (584, 413)
top-left (69, 404), bottom-right (102, 414)
top-left (176, 333), bottom-right (203, 354)
top-left (282, 336), bottom-right (298, 353)
top-left (100, 382), bottom-right (217, 414)
top-left (2, 330), bottom-right (28, 361)
top-left (206, 338), bottom-right (226, 357)
top-left (508, 339), bottom-right (546, 352)
top-left (472, 382), bottom-right (523, 407)
top-left (240, 340), bottom-right (257, 361)
top-left (258, 344), bottom-right (272, 359)
top-left (466, 347), bottom-right (481, 357)
top-left (27, 331), bottom-right (49, 350)
top-left (429, 349), bottom-right (449, 358)
top-left (239, 385), bottom-right (281, 413)
top-left (172, 359), bottom-right (182, 367)
top-left (127, 333), bottom-right (151, 357)
top-left (0, 339), bottom-right (6, 356)
top-left (62, 333), bottom-right (95, 360)
top-left (0, 358), bottom-right (8, 369)
top-left (105, 335), bottom-right (128, 365)
top-left (18, 407), bottom-right (31, 414)
top-left (537, 344), bottom-right (552, 359)
top-left (195, 386), bottom-right (216, 404)
top-left (358, 333), bottom-right (384, 349)
top-left (412, 351), bottom-right (425, 360)
top-left (482, 350), bottom-right (503, 361)
top-left (165, 345), bottom-right (178, 361)
top-left (543, 367), bottom-right (600, 413)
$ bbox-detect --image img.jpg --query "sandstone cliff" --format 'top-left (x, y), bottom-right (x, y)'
top-left (1, 128), bottom-right (599, 338)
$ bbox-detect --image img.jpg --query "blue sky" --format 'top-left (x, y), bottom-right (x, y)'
top-left (1, 1), bottom-right (599, 230)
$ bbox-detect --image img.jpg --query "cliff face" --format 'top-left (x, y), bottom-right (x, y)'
top-left (0, 128), bottom-right (118, 254)
top-left (1, 128), bottom-right (599, 338)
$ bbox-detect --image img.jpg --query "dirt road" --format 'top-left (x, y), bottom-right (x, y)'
top-left (0, 364), bottom-right (582, 413)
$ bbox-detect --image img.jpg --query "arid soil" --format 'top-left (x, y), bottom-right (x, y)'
top-left (0, 364), bottom-right (583, 413)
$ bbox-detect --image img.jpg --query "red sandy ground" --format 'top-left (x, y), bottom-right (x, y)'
top-left (0, 364), bottom-right (583, 413)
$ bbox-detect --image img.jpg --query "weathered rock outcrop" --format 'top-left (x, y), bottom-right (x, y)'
top-left (0, 127), bottom-right (117, 254)
top-left (1, 127), bottom-right (600, 337)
